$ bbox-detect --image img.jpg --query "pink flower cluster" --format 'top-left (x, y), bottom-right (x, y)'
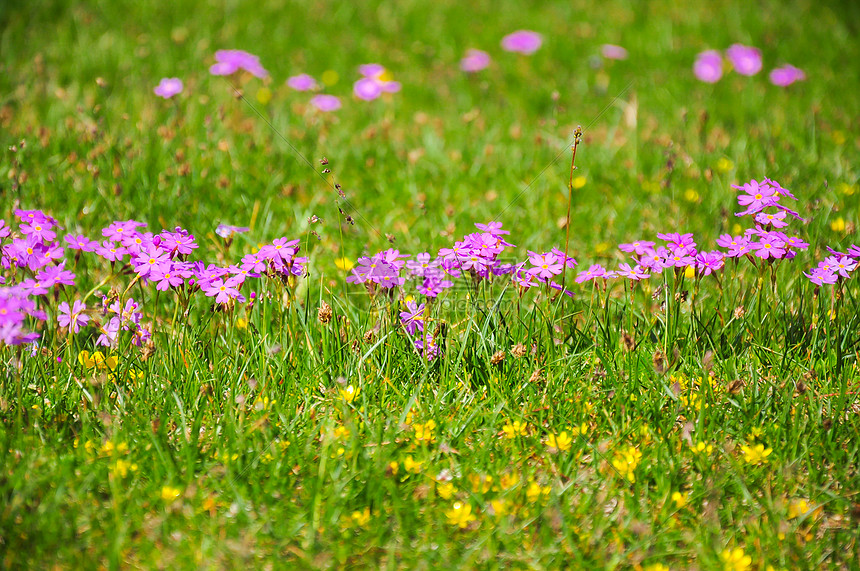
top-left (693, 44), bottom-right (805, 86)
top-left (0, 208), bottom-right (306, 348)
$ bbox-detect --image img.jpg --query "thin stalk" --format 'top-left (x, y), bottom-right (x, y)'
top-left (561, 126), bottom-right (583, 295)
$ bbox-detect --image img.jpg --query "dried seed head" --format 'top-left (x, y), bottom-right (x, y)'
top-left (652, 349), bottom-right (667, 374)
top-left (727, 379), bottom-right (745, 395)
top-left (795, 379), bottom-right (807, 395)
top-left (510, 343), bottom-right (527, 358)
top-left (527, 369), bottom-right (542, 384)
top-left (317, 301), bottom-right (333, 324)
top-left (620, 331), bottom-right (635, 353)
top-left (490, 350), bottom-right (506, 366)
top-left (733, 306), bottom-right (746, 319)
top-left (363, 329), bottom-right (375, 343)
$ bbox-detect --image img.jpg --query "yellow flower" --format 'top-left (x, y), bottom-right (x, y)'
top-left (643, 564), bottom-right (670, 571)
top-left (684, 265), bottom-right (696, 279)
top-left (340, 385), bottom-right (359, 403)
top-left (716, 158), bottom-right (734, 173)
top-left (546, 431), bottom-right (572, 452)
top-left (333, 426), bottom-right (350, 439)
top-left (571, 175), bottom-right (586, 189)
top-left (740, 443), bottom-right (772, 465)
top-left (78, 350), bottom-right (95, 368)
top-left (525, 481), bottom-right (550, 503)
top-left (489, 499), bottom-right (508, 517)
top-left (445, 501), bottom-right (476, 529)
top-left (671, 491), bottom-right (687, 508)
top-left (830, 217), bottom-right (846, 232)
top-left (787, 499), bottom-right (813, 519)
top-left (684, 188), bottom-right (700, 202)
top-left (334, 257), bottom-right (355, 271)
top-left (719, 547), bottom-right (752, 571)
top-left (502, 420), bottom-right (528, 439)
top-left (838, 182), bottom-right (856, 196)
top-left (570, 423), bottom-right (589, 437)
top-left (467, 473), bottom-right (494, 493)
top-left (611, 446), bottom-right (642, 483)
top-left (160, 486), bottom-right (181, 503)
top-left (255, 86), bottom-right (272, 105)
top-left (413, 420), bottom-right (437, 444)
top-left (321, 69), bottom-right (339, 86)
top-left (387, 461), bottom-right (399, 476)
top-left (692, 441), bottom-right (714, 454)
top-left (350, 507), bottom-right (371, 527)
top-left (437, 482), bottom-right (456, 500)
top-left (111, 459), bottom-right (138, 478)
top-left (499, 472), bottom-right (520, 491)
top-left (236, 317), bottom-right (248, 330)
top-left (403, 455), bottom-right (422, 474)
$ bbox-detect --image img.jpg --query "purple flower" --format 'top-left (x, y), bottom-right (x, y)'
top-left (286, 74), bottom-right (318, 91)
top-left (0, 219), bottom-right (9, 239)
top-left (783, 236), bottom-right (809, 252)
top-left (695, 251), bottom-right (725, 275)
top-left (102, 220), bottom-right (144, 241)
top-left (151, 263), bottom-right (185, 291)
top-left (693, 50), bottom-right (723, 83)
top-left (501, 30), bottom-right (542, 54)
top-left (202, 276), bottom-right (246, 304)
top-left (639, 247), bottom-right (671, 273)
top-left (619, 240), bottom-right (655, 256)
top-left (657, 232), bottom-right (696, 251)
top-left (20, 220), bottom-right (56, 242)
top-left (400, 300), bottom-right (425, 335)
top-left (848, 245), bottom-right (860, 259)
top-left (216, 224), bottom-right (250, 238)
top-left (754, 210), bottom-right (788, 228)
top-left (527, 253), bottom-right (563, 281)
top-left (823, 255), bottom-right (856, 279)
top-left (95, 241), bottom-right (127, 263)
top-left (133, 247), bottom-right (170, 278)
top-left (460, 49), bottom-right (491, 72)
top-left (310, 94), bottom-right (341, 112)
top-left (154, 78), bottom-right (183, 98)
top-left (769, 64), bottom-right (805, 87)
top-left (575, 264), bottom-right (607, 283)
top-left (210, 49), bottom-right (268, 78)
top-left (726, 44), bottom-right (762, 76)
top-left (750, 233), bottom-right (786, 259)
top-left (37, 263), bottom-right (75, 287)
top-left (353, 77), bottom-right (383, 101)
top-left (666, 246), bottom-right (696, 268)
top-left (733, 179), bottom-right (778, 216)
top-left (474, 221), bottom-right (510, 236)
top-left (65, 234), bottom-right (98, 252)
top-left (716, 234), bottom-right (752, 258)
top-left (414, 332), bottom-right (440, 360)
top-left (160, 229), bottom-right (198, 256)
top-left (601, 44), bottom-right (628, 60)
top-left (804, 268), bottom-right (837, 286)
top-left (58, 300), bottom-right (89, 333)
top-left (406, 253), bottom-right (441, 278)
top-left (96, 316), bottom-right (120, 347)
top-left (359, 63), bottom-right (385, 77)
top-left (613, 263), bottom-right (649, 281)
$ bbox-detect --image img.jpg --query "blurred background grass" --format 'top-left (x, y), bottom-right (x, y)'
top-left (1, 0), bottom-right (858, 264)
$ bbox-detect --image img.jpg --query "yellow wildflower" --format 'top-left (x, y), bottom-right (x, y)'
top-left (403, 455), bottom-right (422, 474)
top-left (719, 547), bottom-right (752, 571)
top-left (571, 175), bottom-right (586, 189)
top-left (350, 507), bottom-right (371, 527)
top-left (716, 158), bottom-right (734, 173)
top-left (340, 384), bottom-right (359, 403)
top-left (160, 486), bottom-right (181, 503)
top-left (413, 420), bottom-right (437, 444)
top-left (611, 446), bottom-right (642, 483)
top-left (692, 441), bottom-right (714, 454)
top-left (741, 443), bottom-right (772, 465)
top-left (489, 499), bottom-right (507, 517)
top-left (436, 482), bottom-right (456, 500)
top-left (643, 564), bottom-right (670, 571)
top-left (111, 458), bottom-right (138, 478)
top-left (334, 257), bottom-right (354, 271)
top-left (830, 217), bottom-right (846, 232)
top-left (671, 491), bottom-right (688, 508)
top-left (502, 420), bottom-right (528, 439)
top-left (788, 499), bottom-right (813, 519)
top-left (546, 431), bottom-right (572, 452)
top-left (499, 472), bottom-right (520, 491)
top-left (446, 501), bottom-right (476, 529)
top-left (525, 481), bottom-right (550, 503)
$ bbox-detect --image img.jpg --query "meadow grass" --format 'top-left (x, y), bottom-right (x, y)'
top-left (1, 0), bottom-right (859, 569)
